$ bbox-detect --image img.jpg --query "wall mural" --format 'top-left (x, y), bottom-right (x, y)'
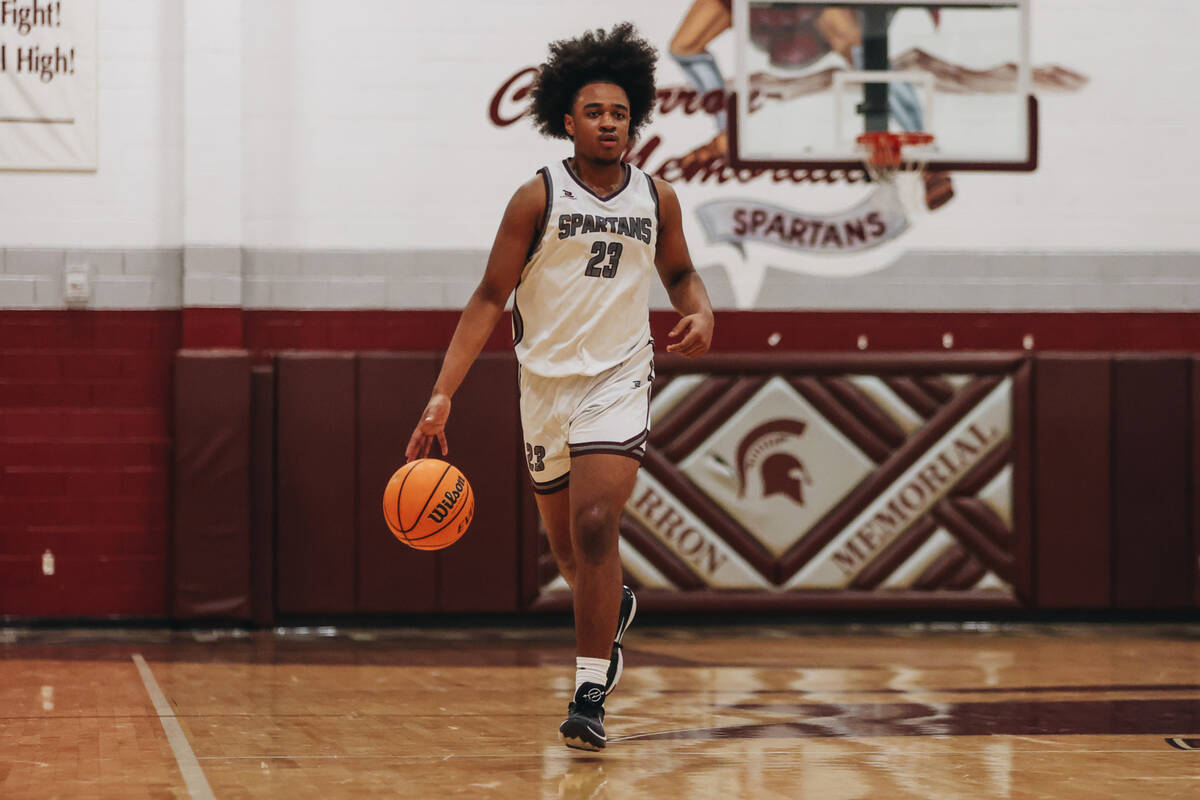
top-left (489, 2), bottom-right (1088, 298)
top-left (536, 358), bottom-right (1029, 602)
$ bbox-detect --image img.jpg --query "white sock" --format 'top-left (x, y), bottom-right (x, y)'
top-left (575, 657), bottom-right (610, 692)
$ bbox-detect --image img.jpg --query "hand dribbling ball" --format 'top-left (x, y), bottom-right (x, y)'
top-left (382, 459), bottom-right (474, 550)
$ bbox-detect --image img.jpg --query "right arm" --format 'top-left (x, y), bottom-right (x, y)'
top-left (814, 8), bottom-right (861, 63)
top-left (405, 175), bottom-right (546, 461)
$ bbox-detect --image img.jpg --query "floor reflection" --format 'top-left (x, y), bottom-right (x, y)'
top-left (3, 622), bottom-right (1200, 799)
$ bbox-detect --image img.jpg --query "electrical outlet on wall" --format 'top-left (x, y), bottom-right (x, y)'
top-left (64, 263), bottom-right (91, 306)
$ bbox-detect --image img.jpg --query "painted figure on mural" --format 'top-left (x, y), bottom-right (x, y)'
top-left (670, 0), bottom-right (953, 208)
top-left (406, 23), bottom-right (715, 751)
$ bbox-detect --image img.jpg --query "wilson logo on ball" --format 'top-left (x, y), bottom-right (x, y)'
top-left (427, 475), bottom-right (466, 523)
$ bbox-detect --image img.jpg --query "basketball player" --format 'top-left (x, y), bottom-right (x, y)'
top-left (405, 23), bottom-right (714, 751)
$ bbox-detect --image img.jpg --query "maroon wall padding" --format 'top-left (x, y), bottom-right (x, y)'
top-left (1195, 358), bottom-right (1200, 608)
top-left (355, 353), bottom-right (440, 613)
top-left (1033, 356), bottom-right (1113, 608)
top-left (275, 353), bottom-right (357, 614)
top-left (436, 353), bottom-right (522, 612)
top-left (1112, 357), bottom-right (1193, 609)
top-left (250, 365), bottom-right (276, 626)
top-left (1010, 359), bottom-right (1035, 604)
top-left (171, 350), bottom-right (252, 619)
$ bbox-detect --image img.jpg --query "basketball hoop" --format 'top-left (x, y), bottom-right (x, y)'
top-left (856, 131), bottom-right (935, 214)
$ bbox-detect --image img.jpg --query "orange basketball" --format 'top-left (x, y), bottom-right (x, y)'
top-left (382, 459), bottom-right (474, 550)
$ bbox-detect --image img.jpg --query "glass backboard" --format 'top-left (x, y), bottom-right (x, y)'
top-left (728, 0), bottom-right (1036, 171)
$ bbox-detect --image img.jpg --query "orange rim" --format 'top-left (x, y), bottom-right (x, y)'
top-left (856, 131), bottom-right (935, 168)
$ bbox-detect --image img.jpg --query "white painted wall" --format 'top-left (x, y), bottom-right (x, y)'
top-left (0, 0), bottom-right (1196, 309)
top-left (0, 0), bottom-right (183, 247)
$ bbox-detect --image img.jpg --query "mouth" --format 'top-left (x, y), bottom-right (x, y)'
top-left (599, 135), bottom-right (619, 147)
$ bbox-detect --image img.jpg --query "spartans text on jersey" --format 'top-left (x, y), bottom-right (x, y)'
top-left (557, 213), bottom-right (653, 244)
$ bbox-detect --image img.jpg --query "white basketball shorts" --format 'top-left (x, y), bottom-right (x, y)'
top-left (518, 339), bottom-right (654, 494)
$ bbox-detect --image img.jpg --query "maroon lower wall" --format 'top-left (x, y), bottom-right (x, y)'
top-left (0, 311), bottom-right (177, 617)
top-left (2, 308), bottom-right (1199, 618)
top-left (237, 310), bottom-right (1200, 353)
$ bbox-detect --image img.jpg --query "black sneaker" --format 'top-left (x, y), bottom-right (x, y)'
top-left (559, 682), bottom-right (607, 751)
top-left (604, 585), bottom-right (637, 695)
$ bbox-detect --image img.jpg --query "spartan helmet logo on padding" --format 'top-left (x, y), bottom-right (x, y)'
top-left (735, 418), bottom-right (813, 506)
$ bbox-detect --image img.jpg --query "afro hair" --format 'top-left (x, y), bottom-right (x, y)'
top-left (529, 22), bottom-right (657, 141)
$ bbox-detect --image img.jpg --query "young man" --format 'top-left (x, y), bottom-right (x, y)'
top-left (405, 23), bottom-right (714, 751)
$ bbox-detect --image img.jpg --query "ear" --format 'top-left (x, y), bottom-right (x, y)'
top-left (563, 112), bottom-right (575, 139)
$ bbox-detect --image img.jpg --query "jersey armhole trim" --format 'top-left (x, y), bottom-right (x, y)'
top-left (526, 166), bottom-right (553, 263)
top-left (646, 173), bottom-right (661, 230)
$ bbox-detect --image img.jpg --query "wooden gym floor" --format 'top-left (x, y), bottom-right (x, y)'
top-left (2, 621), bottom-right (1199, 799)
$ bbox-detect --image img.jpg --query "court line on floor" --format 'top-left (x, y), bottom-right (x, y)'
top-left (132, 654), bottom-right (216, 800)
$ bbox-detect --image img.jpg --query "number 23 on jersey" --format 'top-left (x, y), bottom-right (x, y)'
top-left (584, 240), bottom-right (622, 278)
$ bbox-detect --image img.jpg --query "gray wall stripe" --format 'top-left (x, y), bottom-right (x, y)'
top-left (2, 248), bottom-right (1197, 310)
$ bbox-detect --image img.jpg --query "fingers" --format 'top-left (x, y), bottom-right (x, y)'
top-left (406, 434), bottom-right (426, 462)
top-left (666, 327), bottom-right (710, 358)
top-left (406, 425), bottom-right (450, 462)
top-left (405, 393), bottom-right (453, 462)
top-left (416, 430), bottom-right (443, 459)
top-left (668, 341), bottom-right (705, 358)
top-left (405, 425), bottom-right (422, 461)
top-left (666, 326), bottom-right (695, 350)
top-left (405, 424), bottom-right (435, 462)
top-left (667, 312), bottom-right (713, 358)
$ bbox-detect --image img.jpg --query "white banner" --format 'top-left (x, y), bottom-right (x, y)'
top-left (0, 0), bottom-right (96, 170)
top-left (695, 185), bottom-right (911, 255)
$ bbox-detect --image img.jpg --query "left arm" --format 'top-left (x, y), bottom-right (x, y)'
top-left (653, 177), bottom-right (714, 357)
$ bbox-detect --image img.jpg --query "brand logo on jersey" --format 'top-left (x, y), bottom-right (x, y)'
top-left (557, 213), bottom-right (653, 244)
top-left (562, 189), bottom-right (576, 199)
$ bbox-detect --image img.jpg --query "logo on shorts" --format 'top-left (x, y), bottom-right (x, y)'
top-left (633, 380), bottom-right (642, 388)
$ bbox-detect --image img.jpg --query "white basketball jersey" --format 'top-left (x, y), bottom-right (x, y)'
top-left (513, 159), bottom-right (659, 377)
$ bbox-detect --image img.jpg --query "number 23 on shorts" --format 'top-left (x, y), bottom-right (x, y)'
top-left (526, 442), bottom-right (546, 472)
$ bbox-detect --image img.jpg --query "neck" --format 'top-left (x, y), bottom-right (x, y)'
top-left (569, 155), bottom-right (625, 195)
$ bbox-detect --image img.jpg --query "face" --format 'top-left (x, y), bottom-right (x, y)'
top-left (564, 82), bottom-right (631, 164)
